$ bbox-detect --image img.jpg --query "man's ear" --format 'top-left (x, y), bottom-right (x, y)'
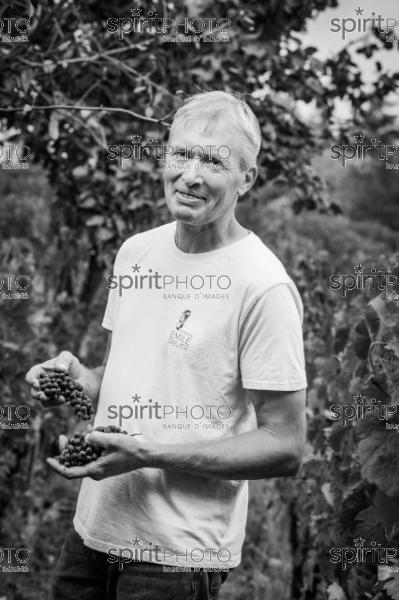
top-left (238, 166), bottom-right (258, 198)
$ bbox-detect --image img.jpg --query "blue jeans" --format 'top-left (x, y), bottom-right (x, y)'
top-left (50, 528), bottom-right (230, 600)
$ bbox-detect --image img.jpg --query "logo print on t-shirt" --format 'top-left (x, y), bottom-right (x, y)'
top-left (168, 309), bottom-right (194, 350)
top-left (176, 309), bottom-right (191, 330)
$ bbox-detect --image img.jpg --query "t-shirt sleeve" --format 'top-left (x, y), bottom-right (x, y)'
top-left (239, 282), bottom-right (307, 391)
top-left (102, 243), bottom-right (127, 331)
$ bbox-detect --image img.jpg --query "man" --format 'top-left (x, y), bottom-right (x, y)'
top-left (26, 91), bottom-right (307, 600)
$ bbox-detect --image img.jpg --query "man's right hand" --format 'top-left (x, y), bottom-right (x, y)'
top-left (25, 351), bottom-right (84, 408)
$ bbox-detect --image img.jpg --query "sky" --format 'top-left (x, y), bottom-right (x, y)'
top-left (298, 0), bottom-right (399, 121)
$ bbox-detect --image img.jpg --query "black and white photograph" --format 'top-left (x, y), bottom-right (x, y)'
top-left (0, 0), bottom-right (399, 598)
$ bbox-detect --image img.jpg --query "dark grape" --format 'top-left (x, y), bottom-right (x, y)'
top-left (38, 369), bottom-right (94, 421)
top-left (95, 425), bottom-right (128, 434)
top-left (56, 426), bottom-right (128, 467)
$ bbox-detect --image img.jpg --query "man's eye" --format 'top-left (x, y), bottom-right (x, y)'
top-left (172, 150), bottom-right (186, 157)
top-left (205, 157), bottom-right (222, 166)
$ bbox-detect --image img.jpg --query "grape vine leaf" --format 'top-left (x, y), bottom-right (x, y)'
top-left (358, 432), bottom-right (399, 497)
top-left (355, 505), bottom-right (385, 543)
top-left (374, 490), bottom-right (399, 530)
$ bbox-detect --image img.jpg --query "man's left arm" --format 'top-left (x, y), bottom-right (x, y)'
top-left (48, 388), bottom-right (306, 480)
top-left (147, 388), bottom-right (306, 480)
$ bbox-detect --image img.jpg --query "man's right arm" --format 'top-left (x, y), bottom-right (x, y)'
top-left (82, 331), bottom-right (112, 408)
top-left (25, 331), bottom-right (112, 409)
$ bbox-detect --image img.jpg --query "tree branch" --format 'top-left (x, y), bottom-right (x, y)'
top-left (0, 104), bottom-right (171, 127)
top-left (104, 53), bottom-right (175, 99)
top-left (14, 45), bottom-right (151, 69)
top-left (14, 43), bottom-right (176, 102)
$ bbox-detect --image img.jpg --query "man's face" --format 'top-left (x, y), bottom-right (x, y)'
top-left (163, 118), bottom-right (253, 227)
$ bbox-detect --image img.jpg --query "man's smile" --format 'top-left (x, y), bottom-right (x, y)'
top-left (175, 188), bottom-right (207, 203)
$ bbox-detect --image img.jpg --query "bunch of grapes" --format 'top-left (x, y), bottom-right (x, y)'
top-left (57, 426), bottom-right (127, 467)
top-left (38, 370), bottom-right (94, 420)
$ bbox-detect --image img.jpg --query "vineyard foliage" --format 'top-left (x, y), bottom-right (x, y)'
top-left (1, 0), bottom-right (399, 599)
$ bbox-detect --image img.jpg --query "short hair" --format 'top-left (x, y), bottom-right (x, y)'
top-left (169, 91), bottom-right (261, 170)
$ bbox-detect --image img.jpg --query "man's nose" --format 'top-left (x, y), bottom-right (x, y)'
top-left (180, 159), bottom-right (204, 184)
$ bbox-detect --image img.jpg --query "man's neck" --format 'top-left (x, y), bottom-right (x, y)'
top-left (174, 220), bottom-right (248, 254)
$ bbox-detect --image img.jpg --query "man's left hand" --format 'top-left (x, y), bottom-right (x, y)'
top-left (47, 431), bottom-right (147, 480)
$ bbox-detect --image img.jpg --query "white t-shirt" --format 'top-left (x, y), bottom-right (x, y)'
top-left (74, 220), bottom-right (307, 569)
